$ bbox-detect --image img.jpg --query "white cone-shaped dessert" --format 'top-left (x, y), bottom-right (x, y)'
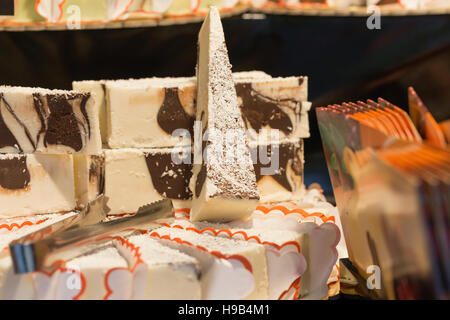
top-left (190, 6), bottom-right (259, 222)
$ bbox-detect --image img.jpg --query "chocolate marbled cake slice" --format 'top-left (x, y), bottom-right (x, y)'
top-left (106, 78), bottom-right (197, 149)
top-left (104, 147), bottom-right (192, 214)
top-left (190, 7), bottom-right (259, 222)
top-left (76, 138), bottom-right (304, 211)
top-left (0, 154), bottom-right (76, 217)
top-left (73, 71), bottom-right (277, 148)
top-left (0, 86), bottom-right (101, 154)
top-left (250, 138), bottom-right (305, 202)
top-left (236, 77), bottom-right (311, 142)
top-left (73, 77), bottom-right (191, 144)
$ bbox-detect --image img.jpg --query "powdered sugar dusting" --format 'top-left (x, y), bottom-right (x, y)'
top-left (153, 226), bottom-right (262, 255)
top-left (127, 234), bottom-right (199, 266)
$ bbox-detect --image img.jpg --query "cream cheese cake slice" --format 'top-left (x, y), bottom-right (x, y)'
top-left (115, 234), bottom-right (202, 300)
top-left (0, 154), bottom-right (76, 218)
top-left (150, 226), bottom-right (269, 299)
top-left (164, 219), bottom-right (307, 300)
top-left (190, 7), bottom-right (259, 222)
top-left (73, 76), bottom-right (195, 146)
top-left (104, 147), bottom-right (192, 214)
top-left (0, 86), bottom-right (101, 154)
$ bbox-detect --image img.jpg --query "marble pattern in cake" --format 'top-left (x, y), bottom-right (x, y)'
top-left (0, 86), bottom-right (101, 154)
top-left (74, 71), bottom-right (309, 148)
top-left (250, 138), bottom-right (305, 202)
top-left (103, 147), bottom-right (193, 214)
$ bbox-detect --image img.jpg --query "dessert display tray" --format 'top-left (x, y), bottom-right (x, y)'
top-left (1, 5), bottom-right (448, 32)
top-left (0, 190), bottom-right (344, 300)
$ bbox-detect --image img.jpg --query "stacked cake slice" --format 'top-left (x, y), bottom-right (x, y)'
top-left (0, 87), bottom-right (101, 218)
top-left (70, 5), bottom-right (310, 215)
top-left (72, 77), bottom-right (310, 214)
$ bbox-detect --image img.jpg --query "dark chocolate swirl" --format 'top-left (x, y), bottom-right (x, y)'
top-left (0, 93), bottom-right (35, 152)
top-left (44, 94), bottom-right (84, 152)
top-left (236, 83), bottom-right (301, 135)
top-left (0, 155), bottom-right (30, 190)
top-left (0, 94), bottom-right (22, 152)
top-left (195, 164), bottom-right (207, 198)
top-left (252, 141), bottom-right (303, 192)
top-left (144, 151), bottom-right (193, 200)
top-left (157, 88), bottom-right (195, 137)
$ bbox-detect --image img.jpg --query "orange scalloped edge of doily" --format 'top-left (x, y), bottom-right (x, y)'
top-left (161, 222), bottom-right (301, 253)
top-left (35, 0), bottom-right (66, 23)
top-left (149, 231), bottom-right (253, 273)
top-left (102, 235), bottom-right (144, 300)
top-left (255, 205), bottom-right (335, 223)
top-left (173, 206), bottom-right (335, 224)
top-left (0, 218), bottom-right (46, 232)
top-left (279, 276), bottom-right (301, 300)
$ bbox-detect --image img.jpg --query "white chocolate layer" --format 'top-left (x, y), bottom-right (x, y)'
top-left (73, 71), bottom-right (309, 149)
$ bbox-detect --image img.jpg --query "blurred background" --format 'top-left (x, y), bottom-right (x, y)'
top-left (0, 13), bottom-right (449, 200)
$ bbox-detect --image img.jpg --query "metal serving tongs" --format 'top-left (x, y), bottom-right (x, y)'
top-left (10, 196), bottom-right (174, 274)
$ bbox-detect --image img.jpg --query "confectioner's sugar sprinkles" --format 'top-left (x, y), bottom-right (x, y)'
top-left (127, 234), bottom-right (199, 266)
top-left (66, 243), bottom-right (127, 268)
top-left (152, 226), bottom-right (262, 256)
top-left (0, 85), bottom-right (89, 96)
top-left (170, 219), bottom-right (301, 245)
